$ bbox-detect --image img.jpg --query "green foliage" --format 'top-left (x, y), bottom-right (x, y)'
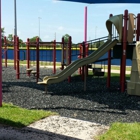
top-left (97, 122), bottom-right (140, 140)
top-left (0, 103), bottom-right (57, 128)
top-left (1, 28), bottom-right (5, 45)
top-left (62, 34), bottom-right (70, 43)
top-left (29, 36), bottom-right (42, 42)
top-left (95, 41), bottom-right (104, 48)
top-left (7, 34), bottom-right (13, 42)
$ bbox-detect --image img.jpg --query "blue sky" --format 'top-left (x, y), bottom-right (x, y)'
top-left (1, 0), bottom-right (140, 43)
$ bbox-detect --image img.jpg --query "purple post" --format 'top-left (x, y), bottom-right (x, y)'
top-left (0, 0), bottom-right (2, 107)
top-left (84, 6), bottom-right (87, 42)
top-left (84, 6), bottom-right (87, 81)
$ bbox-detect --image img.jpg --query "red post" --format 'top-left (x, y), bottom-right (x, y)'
top-left (53, 40), bottom-right (56, 74)
top-left (14, 35), bottom-right (16, 70)
top-left (4, 36), bottom-right (7, 67)
top-left (107, 14), bottom-right (113, 88)
top-left (84, 6), bottom-right (88, 77)
top-left (82, 41), bottom-right (85, 81)
top-left (16, 37), bottom-right (20, 79)
top-left (120, 58), bottom-right (123, 87)
top-left (0, 0), bottom-right (2, 107)
top-left (68, 36), bottom-right (72, 83)
top-left (120, 27), bottom-right (124, 87)
top-left (107, 50), bottom-right (111, 88)
top-left (121, 10), bottom-right (128, 92)
top-left (61, 37), bottom-right (64, 70)
top-left (27, 38), bottom-right (30, 76)
top-left (78, 44), bottom-right (82, 75)
top-left (136, 14), bottom-right (140, 41)
top-left (86, 43), bottom-right (88, 76)
top-left (36, 37), bottom-right (39, 82)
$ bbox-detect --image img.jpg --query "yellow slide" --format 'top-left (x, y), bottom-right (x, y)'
top-left (38, 39), bottom-right (118, 85)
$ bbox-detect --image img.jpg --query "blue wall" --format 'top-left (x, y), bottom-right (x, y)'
top-left (2, 49), bottom-right (132, 66)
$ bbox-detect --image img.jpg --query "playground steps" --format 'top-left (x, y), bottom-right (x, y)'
top-left (127, 42), bottom-right (140, 96)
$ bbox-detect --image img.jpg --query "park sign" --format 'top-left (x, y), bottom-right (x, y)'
top-left (59, 0), bottom-right (140, 3)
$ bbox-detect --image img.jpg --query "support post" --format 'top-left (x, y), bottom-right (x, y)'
top-left (107, 14), bottom-right (113, 88)
top-left (61, 37), bottom-right (64, 70)
top-left (27, 38), bottom-right (30, 76)
top-left (53, 40), bottom-right (56, 74)
top-left (84, 6), bottom-right (87, 88)
top-left (82, 41), bottom-right (85, 81)
top-left (36, 38), bottom-right (39, 82)
top-left (84, 6), bottom-right (87, 42)
top-left (121, 10), bottom-right (128, 92)
top-left (14, 35), bottom-right (16, 70)
top-left (16, 37), bottom-right (20, 79)
top-left (0, 0), bottom-right (2, 107)
top-left (4, 37), bottom-right (7, 67)
top-left (78, 44), bottom-right (82, 75)
top-left (85, 44), bottom-right (88, 76)
top-left (68, 36), bottom-right (72, 83)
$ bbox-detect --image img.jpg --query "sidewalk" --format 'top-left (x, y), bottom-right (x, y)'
top-left (0, 116), bottom-right (109, 140)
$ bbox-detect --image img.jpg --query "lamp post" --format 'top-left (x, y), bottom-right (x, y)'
top-left (38, 17), bottom-right (41, 40)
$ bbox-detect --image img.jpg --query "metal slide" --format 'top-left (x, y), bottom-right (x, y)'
top-left (38, 39), bottom-right (118, 85)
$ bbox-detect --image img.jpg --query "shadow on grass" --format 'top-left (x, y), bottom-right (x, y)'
top-left (0, 117), bottom-right (25, 128)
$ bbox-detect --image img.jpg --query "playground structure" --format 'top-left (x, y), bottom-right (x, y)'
top-left (1, 9), bottom-right (140, 96)
top-left (37, 10), bottom-right (140, 96)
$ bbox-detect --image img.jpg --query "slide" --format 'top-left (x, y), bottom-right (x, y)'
top-left (38, 39), bottom-right (118, 85)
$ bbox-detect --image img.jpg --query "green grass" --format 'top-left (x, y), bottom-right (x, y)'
top-left (2, 59), bottom-right (131, 71)
top-left (2, 59), bottom-right (61, 66)
top-left (0, 103), bottom-right (58, 128)
top-left (97, 122), bottom-right (140, 140)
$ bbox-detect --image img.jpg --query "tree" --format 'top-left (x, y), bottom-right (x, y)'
top-left (7, 34), bottom-right (13, 42)
top-left (95, 41), bottom-right (104, 48)
top-left (29, 36), bottom-right (42, 42)
top-left (1, 28), bottom-right (5, 45)
top-left (62, 34), bottom-right (70, 43)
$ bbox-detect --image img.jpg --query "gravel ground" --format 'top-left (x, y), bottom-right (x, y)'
top-left (2, 65), bottom-right (140, 125)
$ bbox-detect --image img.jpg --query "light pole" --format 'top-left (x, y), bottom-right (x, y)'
top-left (38, 17), bottom-right (41, 40)
top-left (14, 0), bottom-right (17, 36)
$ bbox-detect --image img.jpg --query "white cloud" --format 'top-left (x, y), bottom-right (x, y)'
top-left (57, 26), bottom-right (64, 31)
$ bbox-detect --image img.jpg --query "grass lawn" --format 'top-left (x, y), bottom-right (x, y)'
top-left (97, 122), bottom-right (140, 140)
top-left (2, 59), bottom-right (131, 71)
top-left (0, 103), bottom-right (57, 128)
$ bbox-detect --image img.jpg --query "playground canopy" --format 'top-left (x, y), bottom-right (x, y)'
top-left (59, 0), bottom-right (140, 3)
